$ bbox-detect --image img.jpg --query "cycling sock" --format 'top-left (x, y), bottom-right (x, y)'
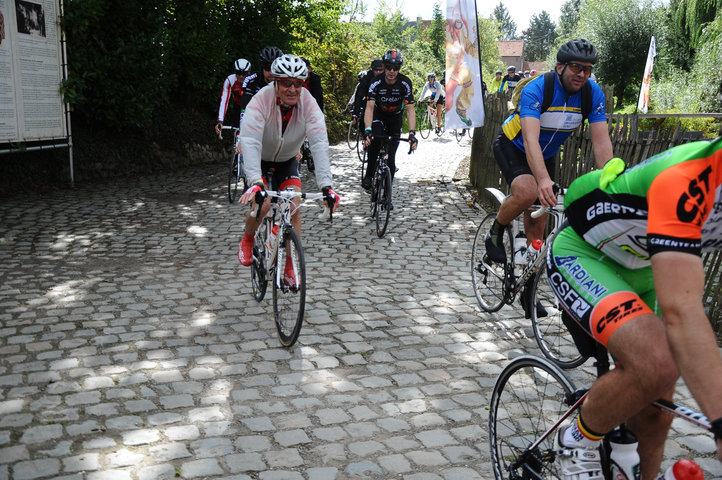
top-left (489, 219), bottom-right (505, 246)
top-left (563, 415), bottom-right (605, 448)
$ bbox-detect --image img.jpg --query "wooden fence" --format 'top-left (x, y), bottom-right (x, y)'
top-left (469, 92), bottom-right (722, 333)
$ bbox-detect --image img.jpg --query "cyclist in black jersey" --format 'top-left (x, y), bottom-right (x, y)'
top-left (240, 46), bottom-right (283, 113)
top-left (352, 59), bottom-right (384, 133)
top-left (362, 49), bottom-right (418, 193)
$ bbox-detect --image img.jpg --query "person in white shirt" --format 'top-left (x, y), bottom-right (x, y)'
top-left (417, 73), bottom-right (446, 134)
top-left (236, 54), bottom-right (339, 285)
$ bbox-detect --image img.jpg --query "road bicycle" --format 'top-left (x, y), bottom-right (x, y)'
top-left (488, 352), bottom-right (716, 479)
top-left (250, 187), bottom-right (334, 347)
top-left (471, 186), bottom-right (585, 369)
top-left (418, 98), bottom-right (444, 139)
top-left (220, 125), bottom-right (247, 203)
top-left (368, 132), bottom-right (413, 238)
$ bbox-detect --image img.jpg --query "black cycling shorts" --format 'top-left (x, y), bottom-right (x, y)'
top-left (260, 157), bottom-right (301, 191)
top-left (493, 128), bottom-right (555, 186)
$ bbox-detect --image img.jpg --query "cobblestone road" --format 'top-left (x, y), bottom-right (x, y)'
top-left (1, 132), bottom-right (721, 480)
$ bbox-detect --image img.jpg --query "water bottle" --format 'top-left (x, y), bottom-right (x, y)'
top-left (654, 459), bottom-right (704, 480)
top-left (604, 427), bottom-right (641, 480)
top-left (514, 237), bottom-right (528, 265)
top-left (525, 239), bottom-right (544, 265)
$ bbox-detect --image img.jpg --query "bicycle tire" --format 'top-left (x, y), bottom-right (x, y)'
top-left (471, 213), bottom-right (513, 312)
top-left (489, 355), bottom-right (577, 480)
top-left (530, 265), bottom-right (588, 369)
top-left (468, 127), bottom-right (474, 139)
top-left (273, 226), bottom-right (306, 347)
top-left (419, 110), bottom-right (431, 139)
top-left (359, 146), bottom-right (367, 181)
top-left (347, 121), bottom-right (358, 150)
top-left (228, 153), bottom-right (241, 203)
top-left (251, 223), bottom-right (268, 302)
top-left (375, 167), bottom-right (392, 237)
top-left (454, 129), bottom-right (466, 143)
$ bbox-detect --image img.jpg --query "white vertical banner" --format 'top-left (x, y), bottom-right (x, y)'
top-left (637, 35), bottom-right (656, 114)
top-left (445, 0), bottom-right (485, 130)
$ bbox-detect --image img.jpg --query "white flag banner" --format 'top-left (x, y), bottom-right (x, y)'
top-left (445, 0), bottom-right (485, 130)
top-left (637, 36), bottom-right (656, 114)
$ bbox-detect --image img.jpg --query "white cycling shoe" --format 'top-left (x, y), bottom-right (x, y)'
top-left (557, 429), bottom-right (604, 480)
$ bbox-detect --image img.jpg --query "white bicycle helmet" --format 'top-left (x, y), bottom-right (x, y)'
top-left (234, 58), bottom-right (251, 74)
top-left (271, 54), bottom-right (308, 81)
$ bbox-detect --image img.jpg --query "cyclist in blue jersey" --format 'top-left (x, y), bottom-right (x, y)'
top-left (486, 39), bottom-right (613, 264)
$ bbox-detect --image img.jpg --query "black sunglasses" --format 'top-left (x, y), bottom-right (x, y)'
top-left (566, 62), bottom-right (593, 75)
top-left (385, 65), bottom-right (400, 71)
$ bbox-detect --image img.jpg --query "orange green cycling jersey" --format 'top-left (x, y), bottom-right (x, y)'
top-left (563, 137), bottom-right (722, 270)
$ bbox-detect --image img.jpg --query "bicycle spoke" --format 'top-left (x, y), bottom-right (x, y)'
top-left (471, 214), bottom-right (513, 312)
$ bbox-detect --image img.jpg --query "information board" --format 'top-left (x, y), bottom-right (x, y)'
top-left (0, 0), bottom-right (66, 144)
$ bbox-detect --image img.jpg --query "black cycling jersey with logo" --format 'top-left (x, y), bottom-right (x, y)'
top-left (368, 74), bottom-right (415, 116)
top-left (240, 72), bottom-right (272, 110)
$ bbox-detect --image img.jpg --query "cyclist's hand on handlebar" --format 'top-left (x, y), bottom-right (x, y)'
top-left (408, 131), bottom-right (418, 152)
top-left (215, 122), bottom-right (223, 136)
top-left (364, 128), bottom-right (373, 147)
top-left (322, 186), bottom-right (340, 213)
top-left (536, 177), bottom-right (557, 207)
top-left (240, 182), bottom-right (265, 206)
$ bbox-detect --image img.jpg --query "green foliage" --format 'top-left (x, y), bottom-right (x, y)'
top-left (577, 0), bottom-right (664, 108)
top-left (478, 17), bottom-right (504, 82)
top-left (429, 3), bottom-right (446, 70)
top-left (63, 0), bottom-right (170, 127)
top-left (559, 0), bottom-right (581, 37)
top-left (493, 3), bottom-right (517, 40)
top-left (522, 11), bottom-right (558, 61)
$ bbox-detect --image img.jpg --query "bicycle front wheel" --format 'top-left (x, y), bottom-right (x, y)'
top-left (375, 167), bottom-right (392, 237)
top-left (530, 266), bottom-right (587, 369)
top-left (273, 226), bottom-right (306, 347)
top-left (359, 146), bottom-right (367, 181)
top-left (419, 111), bottom-right (431, 139)
top-left (347, 121), bottom-right (358, 150)
top-left (471, 213), bottom-right (513, 312)
top-left (251, 223), bottom-right (268, 302)
top-left (489, 355), bottom-right (577, 480)
top-left (228, 152), bottom-right (243, 203)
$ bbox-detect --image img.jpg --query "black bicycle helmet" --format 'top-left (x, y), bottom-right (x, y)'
top-left (557, 38), bottom-right (598, 65)
top-left (507, 65), bottom-right (516, 72)
top-left (370, 59), bottom-right (383, 69)
top-left (382, 49), bottom-right (403, 67)
top-left (259, 46), bottom-right (283, 66)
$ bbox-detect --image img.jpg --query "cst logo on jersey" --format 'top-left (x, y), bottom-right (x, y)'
top-left (591, 292), bottom-right (653, 344)
top-left (677, 165), bottom-right (712, 225)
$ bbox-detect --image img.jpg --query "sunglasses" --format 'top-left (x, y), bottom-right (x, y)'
top-left (385, 65), bottom-right (400, 71)
top-left (235, 71), bottom-right (247, 76)
top-left (261, 63), bottom-right (272, 71)
top-left (373, 68), bottom-right (384, 72)
top-left (278, 79), bottom-right (304, 89)
top-left (566, 62), bottom-right (593, 75)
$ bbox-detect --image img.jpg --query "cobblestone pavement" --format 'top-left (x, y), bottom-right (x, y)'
top-left (1, 132), bottom-right (721, 480)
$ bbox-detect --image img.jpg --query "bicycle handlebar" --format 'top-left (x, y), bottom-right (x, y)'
top-left (252, 189), bottom-right (335, 223)
top-left (218, 125), bottom-right (237, 140)
top-left (530, 184), bottom-right (564, 219)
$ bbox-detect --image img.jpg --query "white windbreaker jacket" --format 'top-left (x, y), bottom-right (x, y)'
top-left (240, 84), bottom-right (333, 189)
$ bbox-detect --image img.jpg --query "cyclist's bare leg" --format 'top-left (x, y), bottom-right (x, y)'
top-left (627, 400), bottom-right (674, 480)
top-left (579, 313), bottom-right (678, 477)
top-left (290, 185), bottom-right (302, 234)
top-left (244, 197), bottom-right (271, 236)
top-left (496, 173), bottom-right (538, 226)
top-left (522, 210), bottom-right (546, 244)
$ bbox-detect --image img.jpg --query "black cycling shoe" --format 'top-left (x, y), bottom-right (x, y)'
top-left (484, 231), bottom-right (507, 263)
top-left (520, 281), bottom-right (549, 319)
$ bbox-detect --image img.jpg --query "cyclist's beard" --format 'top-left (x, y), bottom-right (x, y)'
top-left (558, 68), bottom-right (582, 95)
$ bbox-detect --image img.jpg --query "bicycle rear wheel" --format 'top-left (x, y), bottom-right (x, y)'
top-left (489, 355), bottom-right (577, 480)
top-left (375, 167), bottom-right (392, 237)
top-left (419, 111), bottom-right (431, 139)
top-left (530, 266), bottom-right (587, 369)
top-left (471, 213), bottom-right (513, 312)
top-left (359, 146), bottom-right (367, 180)
top-left (251, 223), bottom-right (268, 302)
top-left (273, 226), bottom-right (306, 347)
top-left (347, 121), bottom-right (358, 150)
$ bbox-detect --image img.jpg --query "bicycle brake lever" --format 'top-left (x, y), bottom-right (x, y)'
top-left (253, 190), bottom-right (267, 221)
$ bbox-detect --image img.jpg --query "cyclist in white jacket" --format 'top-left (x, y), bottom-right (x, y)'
top-left (237, 54), bottom-right (339, 278)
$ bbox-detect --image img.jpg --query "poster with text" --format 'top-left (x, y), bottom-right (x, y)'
top-left (445, 0), bottom-right (485, 130)
top-left (0, 0), bottom-right (66, 144)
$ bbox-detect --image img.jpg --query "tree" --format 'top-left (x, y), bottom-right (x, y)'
top-left (493, 3), bottom-right (517, 40)
top-left (577, 0), bottom-right (664, 108)
top-left (522, 11), bottom-right (558, 61)
top-left (559, 0), bottom-right (581, 37)
top-left (666, 0), bottom-right (720, 71)
top-left (429, 3), bottom-right (446, 71)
